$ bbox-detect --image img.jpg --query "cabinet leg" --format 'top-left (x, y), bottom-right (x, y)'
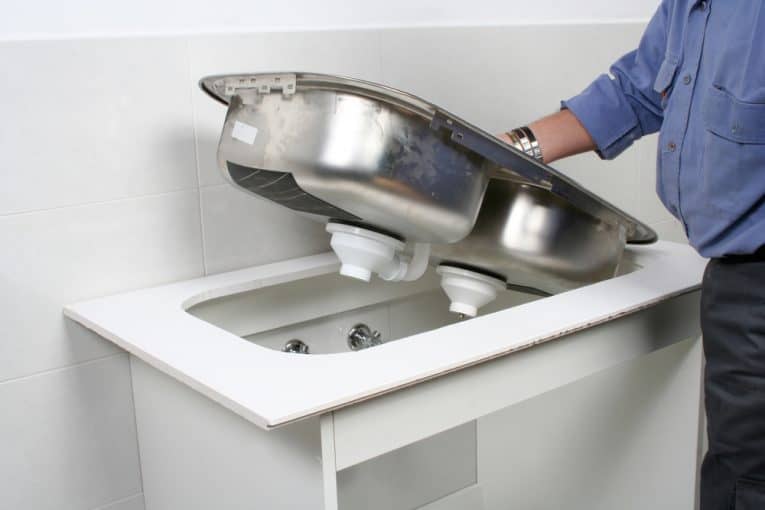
top-left (321, 413), bottom-right (339, 510)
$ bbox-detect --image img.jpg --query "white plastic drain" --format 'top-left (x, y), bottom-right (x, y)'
top-left (437, 265), bottom-right (505, 317)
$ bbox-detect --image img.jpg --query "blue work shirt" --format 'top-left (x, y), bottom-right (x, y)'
top-left (563, 0), bottom-right (765, 258)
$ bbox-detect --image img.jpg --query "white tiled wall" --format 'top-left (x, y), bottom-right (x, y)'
top-left (3, 0), bottom-right (662, 39)
top-left (188, 31), bottom-right (384, 187)
top-left (1, 20), bottom-right (684, 510)
top-left (198, 184), bottom-right (329, 274)
top-left (94, 495), bottom-right (146, 510)
top-left (0, 355), bottom-right (142, 510)
top-left (378, 24), bottom-right (645, 218)
top-left (187, 30), bottom-right (386, 272)
top-left (0, 39), bottom-right (198, 215)
top-left (1, 34), bottom-right (205, 510)
top-left (0, 191), bottom-right (203, 382)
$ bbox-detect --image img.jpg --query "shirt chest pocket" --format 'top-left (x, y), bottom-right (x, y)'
top-left (653, 58), bottom-right (679, 109)
top-left (701, 86), bottom-right (765, 215)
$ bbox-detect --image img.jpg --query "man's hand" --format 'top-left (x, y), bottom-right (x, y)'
top-left (499, 110), bottom-right (596, 164)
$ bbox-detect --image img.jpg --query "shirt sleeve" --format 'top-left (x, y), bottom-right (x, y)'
top-left (562, 1), bottom-right (671, 160)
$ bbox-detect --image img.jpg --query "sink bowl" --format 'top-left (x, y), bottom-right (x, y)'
top-left (187, 269), bottom-right (535, 355)
top-left (187, 255), bottom-right (640, 355)
top-left (432, 179), bottom-right (627, 294)
top-left (200, 72), bottom-right (656, 246)
top-left (200, 72), bottom-right (656, 308)
top-left (205, 74), bottom-right (488, 244)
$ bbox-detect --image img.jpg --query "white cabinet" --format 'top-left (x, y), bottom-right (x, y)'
top-left (129, 293), bottom-right (701, 509)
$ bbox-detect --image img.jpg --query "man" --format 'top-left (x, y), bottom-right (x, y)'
top-left (500, 1), bottom-right (765, 508)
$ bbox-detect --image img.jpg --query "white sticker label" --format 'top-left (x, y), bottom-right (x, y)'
top-left (232, 121), bottom-right (259, 144)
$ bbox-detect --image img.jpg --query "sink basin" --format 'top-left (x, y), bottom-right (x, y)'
top-left (204, 73), bottom-right (488, 244)
top-left (432, 179), bottom-right (627, 294)
top-left (200, 72), bottom-right (656, 303)
top-left (200, 72), bottom-right (655, 244)
top-left (187, 256), bottom-right (640, 355)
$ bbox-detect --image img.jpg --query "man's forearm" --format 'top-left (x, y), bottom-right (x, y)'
top-left (500, 110), bottom-right (596, 164)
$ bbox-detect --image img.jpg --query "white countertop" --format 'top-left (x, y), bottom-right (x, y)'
top-left (64, 241), bottom-right (706, 429)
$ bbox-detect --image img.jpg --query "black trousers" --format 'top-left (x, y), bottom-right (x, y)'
top-left (701, 257), bottom-right (765, 509)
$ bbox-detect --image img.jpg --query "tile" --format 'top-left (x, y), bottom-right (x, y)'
top-left (93, 494), bottom-right (144, 510)
top-left (0, 2), bottom-right (660, 39)
top-left (0, 355), bottom-right (141, 510)
top-left (651, 219), bottom-right (689, 244)
top-left (187, 30), bottom-right (384, 186)
top-left (0, 190), bottom-right (204, 382)
top-left (554, 145), bottom-right (641, 216)
top-left (378, 23), bottom-right (647, 214)
top-left (199, 184), bottom-right (329, 274)
top-left (0, 38), bottom-right (197, 214)
top-left (378, 23), bottom-right (646, 134)
top-left (338, 422), bottom-right (477, 510)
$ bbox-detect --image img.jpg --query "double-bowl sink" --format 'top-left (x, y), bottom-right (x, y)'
top-left (200, 72), bottom-right (657, 315)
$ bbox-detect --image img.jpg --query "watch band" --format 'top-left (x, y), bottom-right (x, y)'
top-left (505, 126), bottom-right (543, 162)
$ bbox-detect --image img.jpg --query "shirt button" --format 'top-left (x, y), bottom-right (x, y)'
top-left (683, 74), bottom-right (692, 85)
top-left (668, 142), bottom-right (677, 152)
top-left (700, 1), bottom-right (708, 10)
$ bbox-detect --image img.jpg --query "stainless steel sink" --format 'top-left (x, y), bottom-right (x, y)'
top-left (432, 179), bottom-right (626, 295)
top-left (200, 72), bottom-right (656, 308)
top-left (203, 74), bottom-right (489, 244)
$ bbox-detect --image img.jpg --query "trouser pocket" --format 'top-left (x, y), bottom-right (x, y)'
top-left (734, 479), bottom-right (765, 509)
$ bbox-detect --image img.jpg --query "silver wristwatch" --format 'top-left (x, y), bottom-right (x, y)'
top-left (505, 126), bottom-right (543, 162)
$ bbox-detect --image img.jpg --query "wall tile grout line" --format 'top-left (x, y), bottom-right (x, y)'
top-left (0, 19), bottom-right (654, 44)
top-left (183, 36), bottom-right (210, 276)
top-left (0, 186), bottom-right (200, 219)
top-left (88, 492), bottom-right (144, 510)
top-left (0, 351), bottom-right (126, 387)
top-left (198, 182), bottom-right (228, 191)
